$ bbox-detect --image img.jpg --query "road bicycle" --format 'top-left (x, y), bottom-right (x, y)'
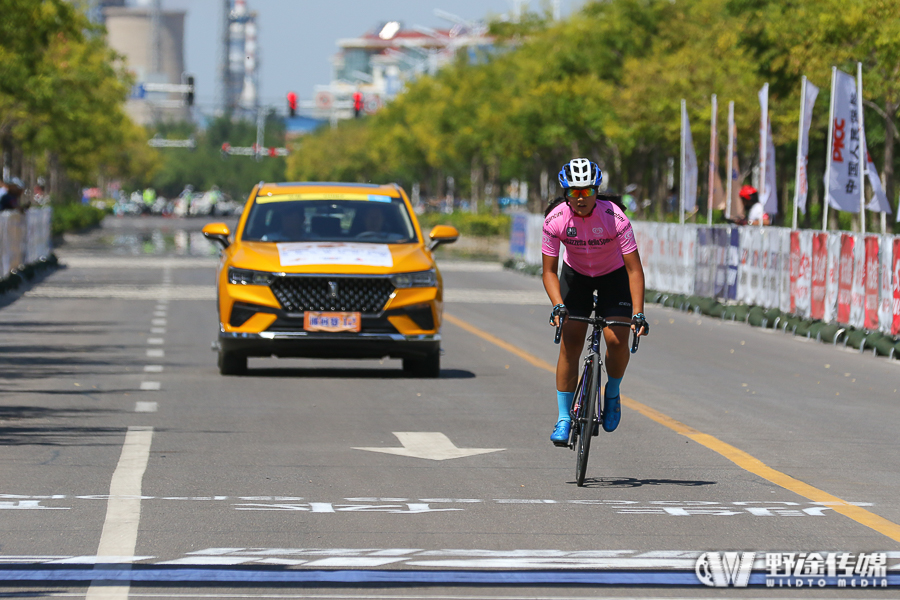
top-left (554, 315), bottom-right (640, 486)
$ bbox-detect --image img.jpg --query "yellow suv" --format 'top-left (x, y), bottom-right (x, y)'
top-left (202, 182), bottom-right (458, 377)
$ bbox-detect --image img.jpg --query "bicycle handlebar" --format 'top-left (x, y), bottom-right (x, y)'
top-left (553, 315), bottom-right (642, 354)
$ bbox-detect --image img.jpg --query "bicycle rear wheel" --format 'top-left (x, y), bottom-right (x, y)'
top-left (574, 356), bottom-right (598, 486)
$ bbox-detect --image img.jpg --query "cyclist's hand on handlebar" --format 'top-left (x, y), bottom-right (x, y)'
top-left (549, 304), bottom-right (569, 327)
top-left (631, 312), bottom-right (649, 336)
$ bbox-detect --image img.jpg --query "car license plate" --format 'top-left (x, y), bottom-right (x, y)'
top-left (304, 311), bottom-right (361, 332)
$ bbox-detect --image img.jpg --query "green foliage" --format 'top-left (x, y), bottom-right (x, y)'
top-left (284, 0), bottom-right (900, 222)
top-left (50, 202), bottom-right (107, 236)
top-left (0, 0), bottom-right (156, 197)
top-left (416, 211), bottom-right (511, 237)
top-left (147, 114), bottom-right (286, 200)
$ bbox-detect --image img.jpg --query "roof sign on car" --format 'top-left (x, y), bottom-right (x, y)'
top-left (256, 193), bottom-right (398, 204)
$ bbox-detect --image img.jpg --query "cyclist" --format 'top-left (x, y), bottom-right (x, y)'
top-left (542, 158), bottom-right (649, 446)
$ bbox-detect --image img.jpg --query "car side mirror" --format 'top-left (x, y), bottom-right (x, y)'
top-left (428, 225), bottom-right (459, 251)
top-left (202, 222), bottom-right (231, 249)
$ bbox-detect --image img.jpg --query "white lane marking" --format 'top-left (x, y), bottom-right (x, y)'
top-left (24, 285), bottom-right (214, 300)
top-left (157, 556), bottom-right (262, 566)
top-left (443, 289), bottom-right (547, 305)
top-left (354, 432), bottom-right (504, 461)
top-left (143, 365), bottom-right (163, 373)
top-left (150, 327), bottom-right (166, 334)
top-left (135, 402), bottom-right (158, 413)
top-left (303, 558), bottom-right (408, 568)
top-left (146, 349), bottom-right (164, 358)
top-left (0, 500), bottom-right (68, 509)
top-left (147, 338), bottom-right (164, 345)
top-left (59, 256), bottom-right (217, 269)
top-left (51, 555), bottom-right (155, 564)
top-left (153, 310), bottom-right (167, 317)
top-left (85, 426), bottom-right (153, 600)
top-left (139, 382), bottom-right (160, 391)
top-left (436, 262), bottom-right (503, 272)
top-left (152, 319), bottom-right (167, 326)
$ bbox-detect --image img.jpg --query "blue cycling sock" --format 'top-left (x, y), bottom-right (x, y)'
top-left (606, 376), bottom-right (623, 399)
top-left (556, 390), bottom-right (575, 422)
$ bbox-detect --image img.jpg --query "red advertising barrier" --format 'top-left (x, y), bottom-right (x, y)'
top-left (810, 233), bottom-right (828, 320)
top-left (864, 236), bottom-right (880, 330)
top-left (837, 234), bottom-right (854, 324)
top-left (894, 238), bottom-right (900, 336)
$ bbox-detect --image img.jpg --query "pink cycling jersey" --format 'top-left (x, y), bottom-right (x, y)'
top-left (541, 200), bottom-right (637, 277)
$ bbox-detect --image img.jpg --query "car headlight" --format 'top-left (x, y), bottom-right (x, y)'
top-left (391, 269), bottom-right (437, 288)
top-left (228, 267), bottom-right (275, 286)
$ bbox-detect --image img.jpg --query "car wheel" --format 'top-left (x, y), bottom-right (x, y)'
top-left (218, 350), bottom-right (247, 376)
top-left (403, 349), bottom-right (440, 378)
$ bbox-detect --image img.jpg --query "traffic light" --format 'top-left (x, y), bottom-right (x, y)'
top-left (185, 75), bottom-right (194, 106)
top-left (287, 91), bottom-right (297, 118)
top-left (353, 91), bottom-right (363, 118)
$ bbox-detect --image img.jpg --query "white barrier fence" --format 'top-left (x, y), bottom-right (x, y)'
top-left (1, 208), bottom-right (52, 279)
top-left (509, 213), bottom-right (900, 336)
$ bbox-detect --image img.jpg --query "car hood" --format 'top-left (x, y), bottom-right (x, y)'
top-left (230, 241), bottom-right (435, 274)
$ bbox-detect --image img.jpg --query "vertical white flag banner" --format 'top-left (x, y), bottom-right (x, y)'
top-left (826, 69), bottom-right (863, 212)
top-left (681, 101), bottom-right (698, 217)
top-left (764, 117), bottom-right (778, 216)
top-left (864, 145), bottom-right (892, 213)
top-left (795, 77), bottom-right (819, 216)
top-left (758, 84), bottom-right (778, 217)
top-left (726, 102), bottom-right (742, 221)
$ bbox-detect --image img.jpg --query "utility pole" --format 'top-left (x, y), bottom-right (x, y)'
top-left (255, 106), bottom-right (264, 161)
top-left (220, 0), bottom-right (232, 115)
top-left (149, 0), bottom-right (162, 124)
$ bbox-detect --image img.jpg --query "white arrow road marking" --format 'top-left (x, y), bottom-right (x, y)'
top-left (354, 432), bottom-right (504, 461)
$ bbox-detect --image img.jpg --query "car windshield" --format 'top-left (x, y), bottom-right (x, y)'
top-left (241, 196), bottom-right (417, 244)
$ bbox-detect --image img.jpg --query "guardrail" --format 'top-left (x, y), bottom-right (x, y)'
top-left (509, 213), bottom-right (900, 337)
top-left (1, 207), bottom-right (53, 281)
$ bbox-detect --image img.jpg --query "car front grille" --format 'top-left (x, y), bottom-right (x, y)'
top-left (269, 276), bottom-right (395, 313)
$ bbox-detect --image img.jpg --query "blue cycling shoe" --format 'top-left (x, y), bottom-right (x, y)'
top-left (602, 389), bottom-right (621, 432)
top-left (551, 420), bottom-right (571, 446)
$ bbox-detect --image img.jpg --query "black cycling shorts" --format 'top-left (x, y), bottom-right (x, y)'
top-left (560, 263), bottom-right (633, 319)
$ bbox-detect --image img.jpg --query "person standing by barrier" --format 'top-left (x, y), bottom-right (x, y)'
top-left (729, 185), bottom-right (769, 226)
top-left (0, 178), bottom-right (24, 211)
top-left (541, 158), bottom-right (649, 446)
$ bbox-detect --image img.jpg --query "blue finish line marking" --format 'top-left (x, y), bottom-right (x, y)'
top-left (0, 568), bottom-right (898, 587)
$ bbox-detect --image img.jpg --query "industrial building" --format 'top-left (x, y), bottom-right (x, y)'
top-left (102, 1), bottom-right (190, 125)
top-left (307, 20), bottom-right (492, 124)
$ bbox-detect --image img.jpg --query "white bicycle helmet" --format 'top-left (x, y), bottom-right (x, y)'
top-left (558, 158), bottom-right (602, 188)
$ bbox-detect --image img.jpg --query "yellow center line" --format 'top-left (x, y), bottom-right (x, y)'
top-left (444, 311), bottom-right (900, 544)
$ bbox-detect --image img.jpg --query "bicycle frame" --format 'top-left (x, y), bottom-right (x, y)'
top-left (553, 315), bottom-right (637, 486)
top-left (568, 323), bottom-right (603, 447)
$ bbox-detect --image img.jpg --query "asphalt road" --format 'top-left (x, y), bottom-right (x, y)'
top-left (2, 216), bottom-right (900, 599)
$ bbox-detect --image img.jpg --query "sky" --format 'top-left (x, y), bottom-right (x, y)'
top-left (156, 0), bottom-right (586, 114)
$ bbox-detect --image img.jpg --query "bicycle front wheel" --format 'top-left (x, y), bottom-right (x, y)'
top-left (574, 356), bottom-right (597, 486)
